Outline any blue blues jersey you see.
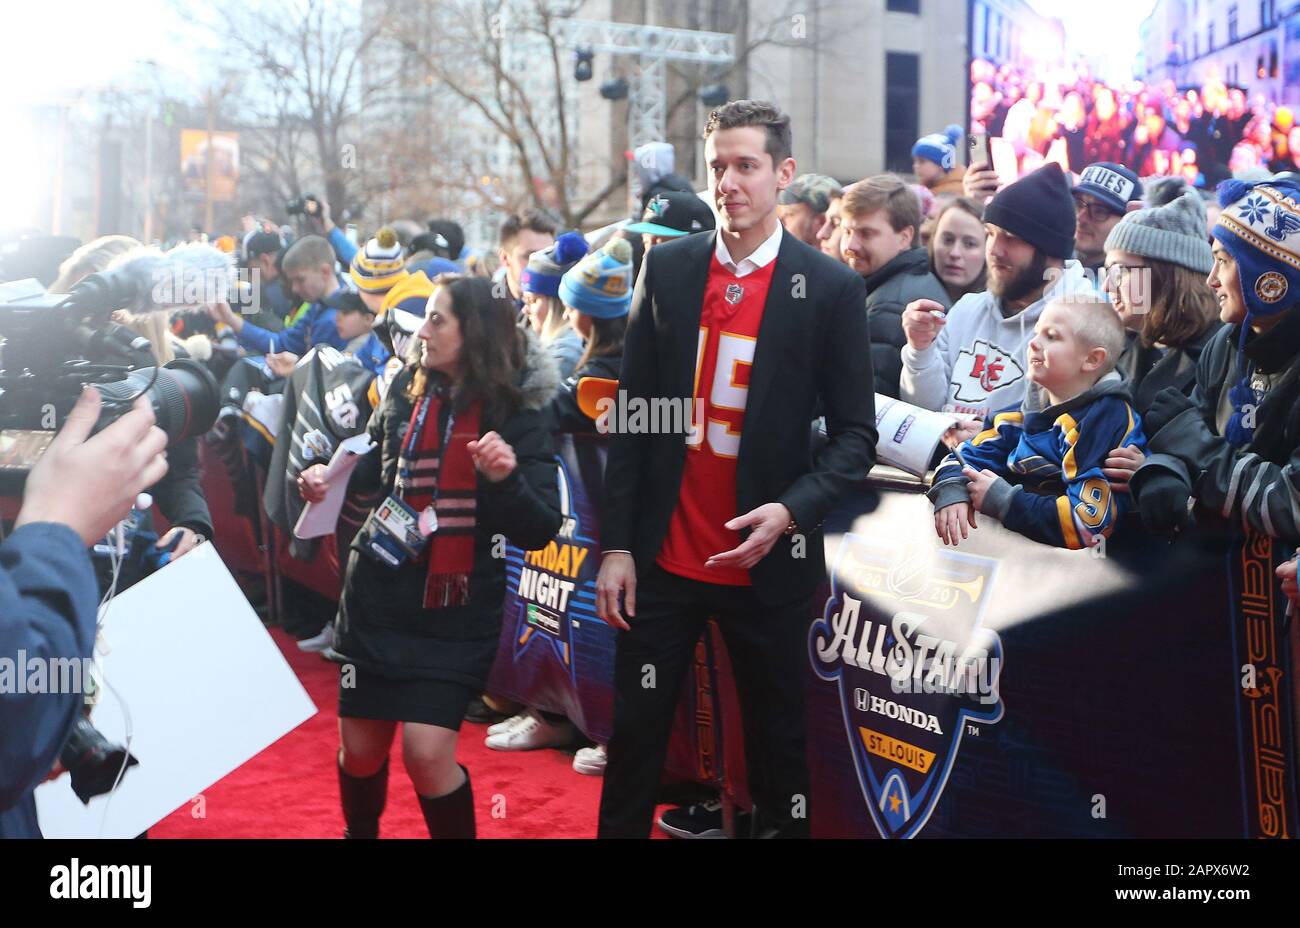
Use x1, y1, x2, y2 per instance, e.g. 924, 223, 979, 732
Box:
929, 374, 1147, 549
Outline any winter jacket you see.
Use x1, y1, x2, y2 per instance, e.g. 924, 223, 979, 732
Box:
547, 352, 623, 433
236, 285, 367, 365
929, 372, 1146, 549
900, 259, 1096, 418
263, 345, 380, 559
930, 168, 966, 198
864, 247, 951, 397
1118, 323, 1223, 415
331, 329, 563, 686
0, 524, 99, 838
546, 328, 585, 382
1132, 308, 1300, 541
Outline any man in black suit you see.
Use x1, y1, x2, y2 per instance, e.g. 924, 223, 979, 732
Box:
594, 100, 877, 838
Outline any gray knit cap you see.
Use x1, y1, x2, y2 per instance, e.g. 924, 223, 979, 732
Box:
1103, 190, 1213, 274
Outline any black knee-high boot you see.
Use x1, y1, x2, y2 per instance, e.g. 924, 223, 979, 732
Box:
416, 764, 476, 839
338, 753, 388, 839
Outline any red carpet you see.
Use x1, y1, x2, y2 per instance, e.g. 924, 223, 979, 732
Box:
150, 628, 618, 838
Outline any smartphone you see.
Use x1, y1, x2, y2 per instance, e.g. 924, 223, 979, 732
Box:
967, 132, 989, 169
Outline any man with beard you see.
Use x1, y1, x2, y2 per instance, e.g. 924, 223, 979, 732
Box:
899, 163, 1096, 420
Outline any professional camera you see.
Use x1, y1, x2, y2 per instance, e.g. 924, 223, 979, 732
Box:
285, 194, 320, 217
0, 256, 222, 491
0, 249, 226, 805
59, 715, 139, 805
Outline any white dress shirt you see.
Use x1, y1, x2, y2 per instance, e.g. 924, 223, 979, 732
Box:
714, 222, 783, 278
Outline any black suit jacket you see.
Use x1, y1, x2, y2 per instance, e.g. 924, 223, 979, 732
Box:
603, 227, 878, 606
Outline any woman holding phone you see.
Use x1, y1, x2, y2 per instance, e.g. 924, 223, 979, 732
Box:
298, 274, 561, 839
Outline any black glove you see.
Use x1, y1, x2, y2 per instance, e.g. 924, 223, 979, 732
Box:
1142, 386, 1196, 437
1136, 471, 1195, 534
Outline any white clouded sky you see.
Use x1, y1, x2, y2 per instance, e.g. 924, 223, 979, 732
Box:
1028, 0, 1161, 83
4, 0, 222, 104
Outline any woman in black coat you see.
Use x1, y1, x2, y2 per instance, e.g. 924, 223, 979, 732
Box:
299, 275, 561, 838
1099, 191, 1223, 492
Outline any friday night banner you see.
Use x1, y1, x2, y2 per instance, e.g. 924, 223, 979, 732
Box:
805, 487, 1298, 839
488, 435, 615, 741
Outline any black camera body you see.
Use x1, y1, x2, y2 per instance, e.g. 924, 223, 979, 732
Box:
286, 194, 320, 217
0, 277, 220, 492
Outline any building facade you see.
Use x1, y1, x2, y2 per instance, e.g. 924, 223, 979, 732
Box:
1142, 0, 1300, 105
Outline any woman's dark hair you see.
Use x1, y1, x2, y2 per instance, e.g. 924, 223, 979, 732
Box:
407, 274, 524, 424
1140, 258, 1219, 349
927, 197, 988, 300
575, 313, 628, 372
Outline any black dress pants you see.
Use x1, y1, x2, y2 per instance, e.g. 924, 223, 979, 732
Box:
597, 565, 811, 838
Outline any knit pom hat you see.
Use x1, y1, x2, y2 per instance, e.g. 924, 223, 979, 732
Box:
1212, 177, 1300, 446
350, 227, 409, 293
521, 231, 589, 297
558, 237, 633, 319
911, 124, 964, 172
983, 162, 1077, 259
376, 270, 435, 359
1104, 190, 1214, 274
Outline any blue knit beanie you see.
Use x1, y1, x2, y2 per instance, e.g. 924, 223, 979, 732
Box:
521, 231, 589, 297
1212, 177, 1300, 446
558, 238, 633, 319
911, 124, 964, 172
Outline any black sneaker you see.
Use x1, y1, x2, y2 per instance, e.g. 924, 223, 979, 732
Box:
656, 801, 751, 839
463, 695, 510, 725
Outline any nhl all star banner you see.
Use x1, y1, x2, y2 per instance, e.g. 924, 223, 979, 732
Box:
804, 486, 1298, 838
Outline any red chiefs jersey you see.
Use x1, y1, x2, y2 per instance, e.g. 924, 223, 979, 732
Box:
656, 254, 777, 586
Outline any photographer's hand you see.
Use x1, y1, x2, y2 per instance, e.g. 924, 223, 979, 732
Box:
15, 389, 169, 546
315, 197, 335, 234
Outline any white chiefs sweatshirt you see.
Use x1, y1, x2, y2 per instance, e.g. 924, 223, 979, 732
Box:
899, 260, 1097, 420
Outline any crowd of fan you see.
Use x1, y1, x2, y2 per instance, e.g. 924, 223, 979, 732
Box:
43, 119, 1300, 836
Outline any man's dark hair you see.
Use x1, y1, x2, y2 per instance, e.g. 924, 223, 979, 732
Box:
702, 100, 793, 167
498, 209, 560, 249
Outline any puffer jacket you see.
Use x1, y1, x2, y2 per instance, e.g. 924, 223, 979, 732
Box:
330, 329, 563, 686
1132, 308, 1300, 541
864, 247, 951, 397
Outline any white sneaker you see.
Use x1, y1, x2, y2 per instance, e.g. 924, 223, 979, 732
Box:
296, 624, 335, 653
572, 744, 606, 776
487, 711, 532, 737
484, 709, 576, 751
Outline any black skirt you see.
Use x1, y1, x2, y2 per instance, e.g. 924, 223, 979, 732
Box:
337, 666, 476, 730
331, 543, 502, 728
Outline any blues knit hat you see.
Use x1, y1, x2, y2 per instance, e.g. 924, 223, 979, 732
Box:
521, 231, 589, 297
1104, 190, 1213, 274
350, 227, 409, 293
983, 162, 1077, 260
911, 125, 964, 172
626, 190, 716, 237
1074, 163, 1143, 216
559, 238, 633, 319
778, 174, 843, 213
1212, 177, 1300, 446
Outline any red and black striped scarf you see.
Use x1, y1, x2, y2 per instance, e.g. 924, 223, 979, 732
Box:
395, 388, 482, 608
